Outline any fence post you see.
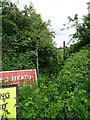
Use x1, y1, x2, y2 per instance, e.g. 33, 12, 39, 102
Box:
63, 41, 65, 61
36, 51, 39, 75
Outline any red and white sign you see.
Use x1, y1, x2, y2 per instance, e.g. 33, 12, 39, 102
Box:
0, 69, 37, 86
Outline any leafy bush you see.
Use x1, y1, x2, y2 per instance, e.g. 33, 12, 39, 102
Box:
57, 48, 89, 119
2, 1, 62, 75
17, 47, 89, 119
65, 42, 90, 61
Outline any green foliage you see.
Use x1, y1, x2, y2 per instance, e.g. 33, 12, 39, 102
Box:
67, 14, 90, 44
61, 14, 90, 55
1, 1, 89, 119
18, 47, 89, 119
65, 43, 90, 60
2, 51, 36, 70
2, 1, 62, 74
57, 48, 89, 119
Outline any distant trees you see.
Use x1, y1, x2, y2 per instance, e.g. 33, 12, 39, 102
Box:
61, 14, 90, 54
67, 14, 90, 45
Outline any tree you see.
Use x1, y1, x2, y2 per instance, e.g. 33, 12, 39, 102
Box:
61, 14, 90, 45
61, 14, 90, 53
2, 1, 62, 75
68, 14, 90, 45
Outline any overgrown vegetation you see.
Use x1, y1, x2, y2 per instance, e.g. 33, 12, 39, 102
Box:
2, 1, 62, 75
1, 0, 89, 119
62, 14, 90, 58
17, 46, 89, 119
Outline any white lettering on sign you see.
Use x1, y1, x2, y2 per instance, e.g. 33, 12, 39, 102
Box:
3, 75, 31, 82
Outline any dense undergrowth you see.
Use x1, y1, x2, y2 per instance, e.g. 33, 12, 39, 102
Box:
17, 45, 89, 119
1, 1, 89, 119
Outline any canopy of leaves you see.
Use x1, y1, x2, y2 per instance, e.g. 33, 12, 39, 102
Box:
2, 1, 62, 74
66, 14, 90, 44
60, 14, 90, 59
61, 14, 90, 53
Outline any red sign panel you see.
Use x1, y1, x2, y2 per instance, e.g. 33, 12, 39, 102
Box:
0, 69, 37, 86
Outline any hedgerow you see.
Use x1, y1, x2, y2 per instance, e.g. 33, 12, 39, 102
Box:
17, 47, 89, 119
